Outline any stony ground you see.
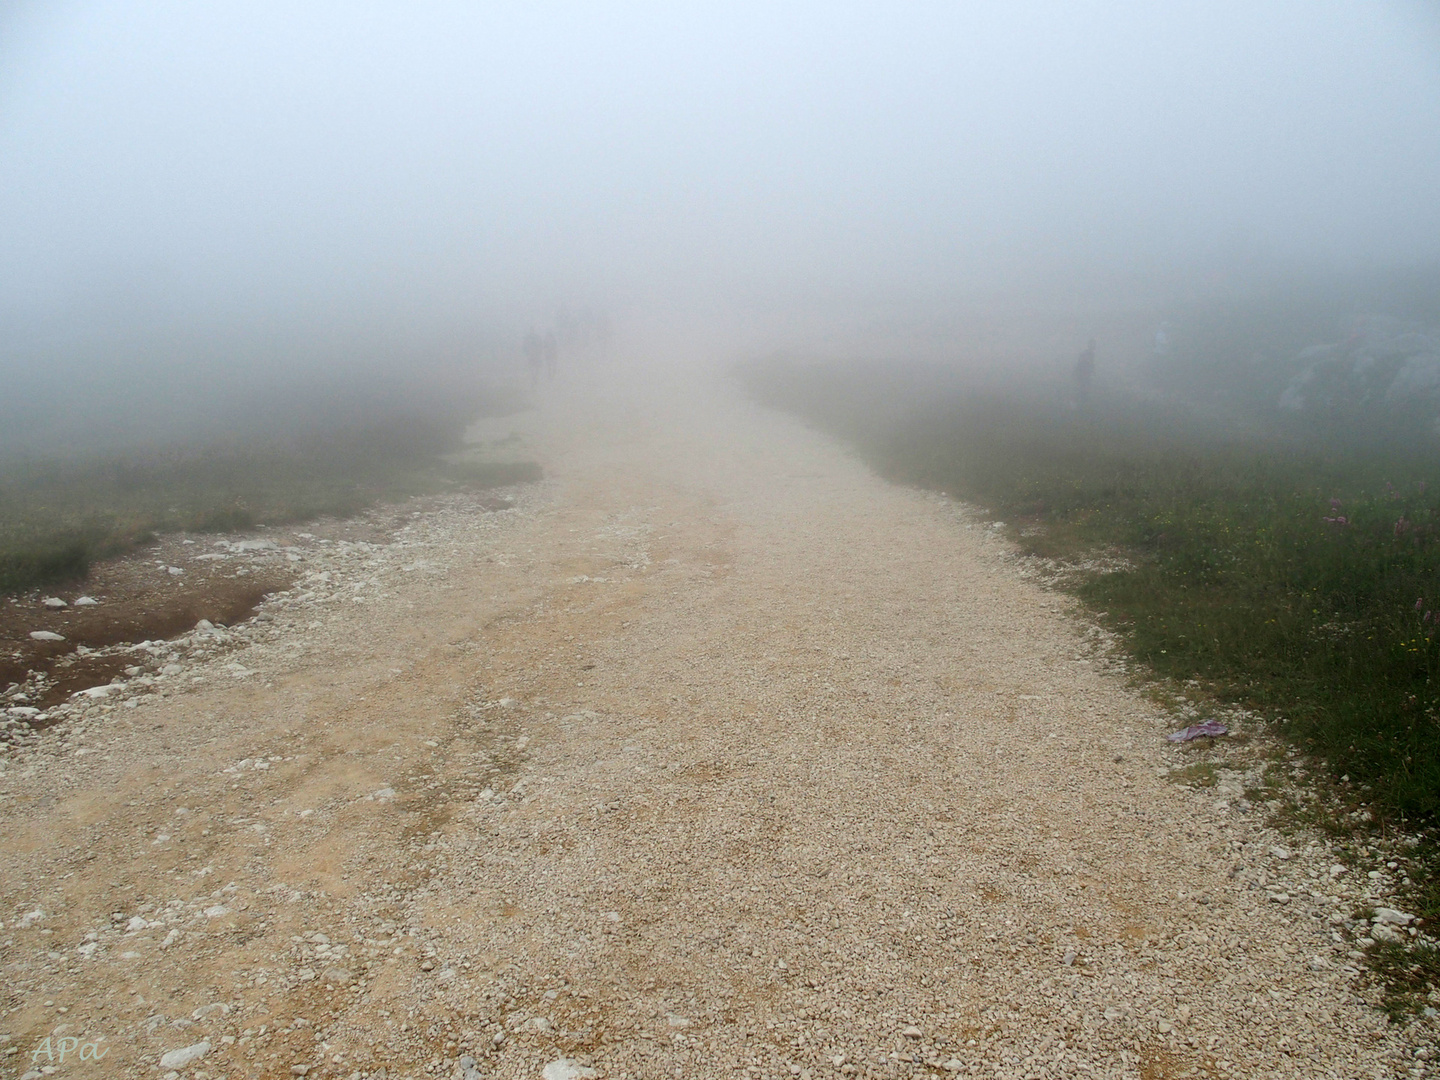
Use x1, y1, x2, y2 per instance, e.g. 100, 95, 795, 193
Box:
1, 365, 1437, 1080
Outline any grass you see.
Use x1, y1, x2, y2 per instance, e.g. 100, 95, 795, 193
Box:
0, 383, 537, 595
740, 354, 1440, 1014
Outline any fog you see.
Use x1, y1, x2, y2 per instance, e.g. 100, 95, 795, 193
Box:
2, 1, 1439, 449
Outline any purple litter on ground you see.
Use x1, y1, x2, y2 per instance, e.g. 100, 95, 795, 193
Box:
1167, 720, 1228, 743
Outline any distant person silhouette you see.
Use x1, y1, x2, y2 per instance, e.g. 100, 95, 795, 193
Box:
1074, 338, 1096, 403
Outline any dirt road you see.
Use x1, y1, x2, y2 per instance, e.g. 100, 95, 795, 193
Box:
0, 367, 1429, 1079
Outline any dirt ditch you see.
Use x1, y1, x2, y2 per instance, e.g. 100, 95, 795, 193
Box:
1, 538, 295, 706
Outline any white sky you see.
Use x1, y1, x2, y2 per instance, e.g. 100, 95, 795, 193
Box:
2, 1, 1439, 351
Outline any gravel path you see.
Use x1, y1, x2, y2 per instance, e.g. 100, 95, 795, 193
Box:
0, 365, 1432, 1080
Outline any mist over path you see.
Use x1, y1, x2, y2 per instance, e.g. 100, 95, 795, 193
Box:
0, 363, 1415, 1077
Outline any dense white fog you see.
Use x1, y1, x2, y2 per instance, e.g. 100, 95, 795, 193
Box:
1, 1, 1438, 446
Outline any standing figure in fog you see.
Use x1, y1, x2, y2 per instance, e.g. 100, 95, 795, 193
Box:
1073, 338, 1096, 403
524, 328, 544, 386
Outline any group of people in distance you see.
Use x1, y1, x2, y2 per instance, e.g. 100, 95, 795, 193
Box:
522, 307, 614, 385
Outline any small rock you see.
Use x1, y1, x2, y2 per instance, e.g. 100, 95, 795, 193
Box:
42, 597, 67, 608
942, 1060, 963, 1073
372, 787, 396, 800
1269, 846, 1292, 860
322, 966, 353, 986
542, 1060, 597, 1080
902, 1025, 922, 1039
167, 566, 184, 575
29, 631, 65, 642
1370, 923, 1405, 944
420, 959, 435, 972
1373, 907, 1416, 926
291, 1066, 311, 1076
459, 1056, 483, 1080
1061, 950, 1076, 966
74, 596, 98, 606
158, 1041, 210, 1069
1329, 864, 1348, 877
1267, 892, 1290, 904
126, 916, 148, 932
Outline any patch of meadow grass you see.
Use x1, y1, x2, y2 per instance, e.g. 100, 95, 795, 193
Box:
0, 395, 538, 595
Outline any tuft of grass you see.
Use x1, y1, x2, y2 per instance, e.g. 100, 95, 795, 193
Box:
1168, 762, 1223, 788
1365, 939, 1440, 1021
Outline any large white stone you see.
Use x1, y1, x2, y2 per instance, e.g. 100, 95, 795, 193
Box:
542, 1060, 597, 1080
159, 1041, 210, 1069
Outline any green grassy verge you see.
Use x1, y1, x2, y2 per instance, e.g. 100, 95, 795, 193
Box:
741, 358, 1440, 819
0, 389, 538, 595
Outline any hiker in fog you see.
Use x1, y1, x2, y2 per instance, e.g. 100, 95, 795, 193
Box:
543, 330, 559, 378
1073, 338, 1096, 403
523, 328, 544, 386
